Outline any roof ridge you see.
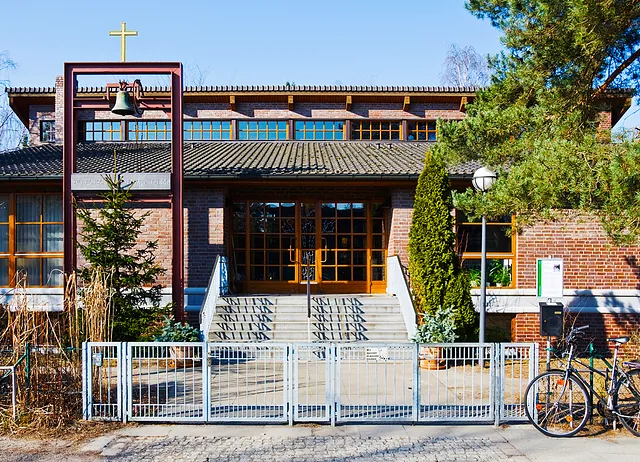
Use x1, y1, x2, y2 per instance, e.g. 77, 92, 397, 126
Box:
6, 85, 485, 94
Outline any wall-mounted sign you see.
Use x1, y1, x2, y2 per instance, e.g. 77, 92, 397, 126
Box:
537, 258, 564, 299
71, 173, 171, 191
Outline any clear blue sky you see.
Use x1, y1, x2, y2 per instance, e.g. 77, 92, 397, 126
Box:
1, 0, 637, 130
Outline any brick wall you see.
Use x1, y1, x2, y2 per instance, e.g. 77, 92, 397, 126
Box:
54, 76, 64, 143
75, 187, 228, 289
516, 211, 640, 290
388, 189, 414, 269
184, 187, 227, 287
511, 212, 640, 348
42, 84, 467, 140
186, 101, 465, 121
75, 203, 173, 287
597, 111, 612, 142
512, 312, 640, 358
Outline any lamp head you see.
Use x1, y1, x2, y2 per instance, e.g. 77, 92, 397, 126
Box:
472, 167, 497, 192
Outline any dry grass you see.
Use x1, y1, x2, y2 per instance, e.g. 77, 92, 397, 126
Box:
0, 269, 112, 435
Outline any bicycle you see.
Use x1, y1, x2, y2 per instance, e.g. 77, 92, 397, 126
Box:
524, 324, 640, 437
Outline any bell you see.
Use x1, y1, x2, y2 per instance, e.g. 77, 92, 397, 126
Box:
111, 89, 137, 115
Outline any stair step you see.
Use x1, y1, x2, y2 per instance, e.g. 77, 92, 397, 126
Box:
213, 314, 403, 322
207, 294, 408, 343
216, 306, 402, 314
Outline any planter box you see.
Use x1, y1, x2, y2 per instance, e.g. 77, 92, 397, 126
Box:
419, 346, 447, 370
169, 345, 201, 368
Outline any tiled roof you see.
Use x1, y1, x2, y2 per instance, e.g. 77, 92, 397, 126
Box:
0, 142, 480, 179
6, 85, 480, 95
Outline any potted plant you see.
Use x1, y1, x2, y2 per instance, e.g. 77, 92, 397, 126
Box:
468, 268, 482, 287
489, 261, 511, 287
412, 305, 458, 370
154, 316, 202, 366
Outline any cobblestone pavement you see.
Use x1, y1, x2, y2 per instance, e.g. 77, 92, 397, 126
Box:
101, 435, 518, 461
5, 424, 640, 462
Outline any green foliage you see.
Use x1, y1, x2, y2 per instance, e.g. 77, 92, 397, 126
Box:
444, 271, 478, 341
438, 1, 640, 244
408, 151, 456, 313
408, 151, 478, 340
154, 315, 201, 342
114, 304, 171, 342
76, 173, 167, 341
412, 305, 458, 344
489, 261, 511, 286
467, 269, 481, 287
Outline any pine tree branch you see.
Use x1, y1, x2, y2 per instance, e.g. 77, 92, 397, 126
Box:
593, 46, 640, 98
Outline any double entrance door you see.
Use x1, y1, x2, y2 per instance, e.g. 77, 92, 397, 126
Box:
231, 201, 386, 294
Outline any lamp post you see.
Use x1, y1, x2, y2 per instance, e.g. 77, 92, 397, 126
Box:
472, 167, 497, 345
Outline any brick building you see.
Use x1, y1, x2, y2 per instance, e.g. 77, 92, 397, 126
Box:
1, 72, 638, 351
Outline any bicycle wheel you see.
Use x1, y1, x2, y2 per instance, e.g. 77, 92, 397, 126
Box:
524, 370, 591, 437
615, 368, 640, 436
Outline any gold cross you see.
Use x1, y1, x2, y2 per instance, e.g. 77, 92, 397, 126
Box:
109, 22, 138, 62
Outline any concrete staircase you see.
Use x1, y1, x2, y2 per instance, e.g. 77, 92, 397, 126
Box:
207, 295, 409, 343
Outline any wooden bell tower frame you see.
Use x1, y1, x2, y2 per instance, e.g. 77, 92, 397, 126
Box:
63, 62, 184, 318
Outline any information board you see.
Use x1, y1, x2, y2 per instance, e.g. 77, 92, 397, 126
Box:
537, 258, 564, 299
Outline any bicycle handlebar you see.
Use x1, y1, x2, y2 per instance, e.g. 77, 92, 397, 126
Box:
565, 325, 590, 344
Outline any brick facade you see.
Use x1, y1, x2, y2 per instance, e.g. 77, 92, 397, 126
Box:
388, 189, 414, 269
74, 187, 229, 289
510, 212, 640, 351
516, 211, 640, 290
183, 187, 227, 287
75, 204, 173, 287
10, 77, 639, 345
512, 312, 640, 358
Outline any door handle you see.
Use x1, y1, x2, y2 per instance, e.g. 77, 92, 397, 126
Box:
321, 237, 328, 263
289, 237, 298, 264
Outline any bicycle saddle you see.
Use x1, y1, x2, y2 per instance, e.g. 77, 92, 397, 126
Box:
607, 337, 629, 344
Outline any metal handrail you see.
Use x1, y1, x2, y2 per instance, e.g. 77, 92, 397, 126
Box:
387, 255, 417, 338
199, 255, 226, 337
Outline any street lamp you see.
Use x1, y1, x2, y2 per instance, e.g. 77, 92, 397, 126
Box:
472, 167, 497, 345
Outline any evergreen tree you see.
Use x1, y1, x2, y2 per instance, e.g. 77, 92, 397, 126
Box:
438, 1, 640, 244
408, 151, 477, 339
76, 174, 167, 341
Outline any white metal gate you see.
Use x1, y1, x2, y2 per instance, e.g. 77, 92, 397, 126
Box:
207, 343, 288, 422
82, 342, 124, 421
83, 341, 537, 424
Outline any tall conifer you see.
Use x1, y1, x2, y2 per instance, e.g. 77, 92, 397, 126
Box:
76, 174, 166, 340
408, 151, 477, 339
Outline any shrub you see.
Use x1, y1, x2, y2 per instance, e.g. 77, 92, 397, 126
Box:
154, 315, 201, 342
444, 271, 478, 341
411, 305, 458, 344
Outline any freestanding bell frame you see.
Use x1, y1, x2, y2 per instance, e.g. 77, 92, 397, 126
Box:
63, 62, 184, 318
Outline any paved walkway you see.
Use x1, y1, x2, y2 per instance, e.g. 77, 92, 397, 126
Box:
3, 424, 640, 461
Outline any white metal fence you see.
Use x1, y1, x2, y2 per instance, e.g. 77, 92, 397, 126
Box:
82, 341, 538, 425
0, 365, 17, 419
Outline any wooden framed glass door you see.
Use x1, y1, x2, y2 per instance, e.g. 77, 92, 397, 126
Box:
231, 200, 386, 294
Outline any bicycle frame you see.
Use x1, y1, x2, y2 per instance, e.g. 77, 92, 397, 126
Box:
556, 340, 638, 420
